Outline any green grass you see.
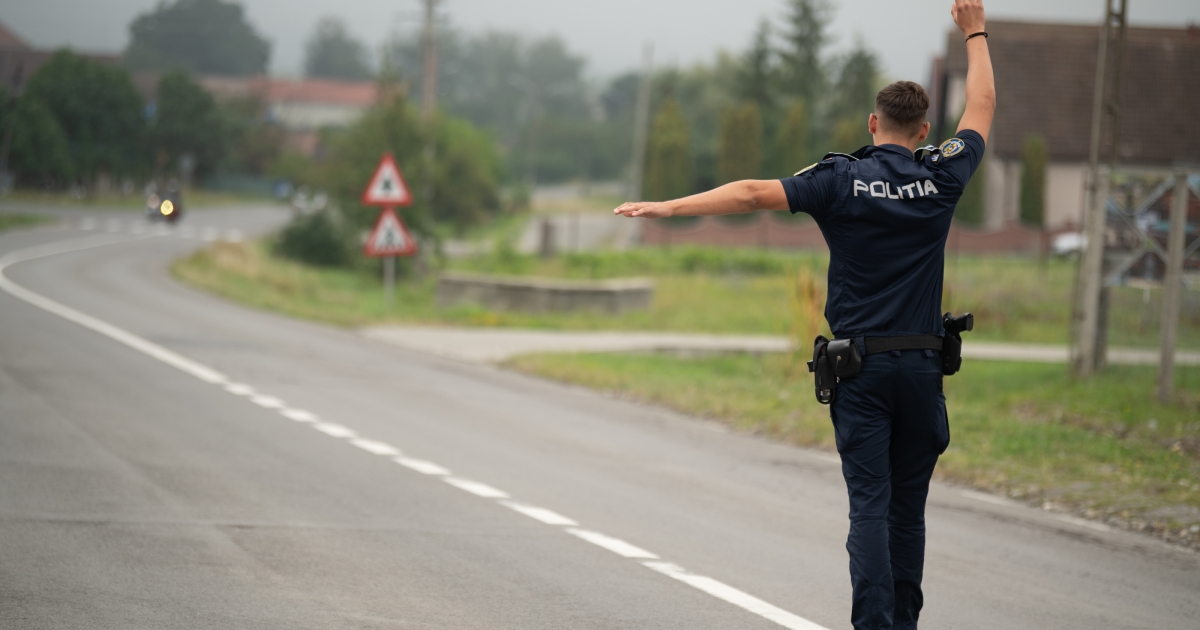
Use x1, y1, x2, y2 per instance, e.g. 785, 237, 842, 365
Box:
173, 239, 1200, 347
0, 214, 55, 232
507, 351, 1200, 546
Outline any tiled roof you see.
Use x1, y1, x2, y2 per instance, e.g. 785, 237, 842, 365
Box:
0, 21, 30, 50
945, 20, 1200, 166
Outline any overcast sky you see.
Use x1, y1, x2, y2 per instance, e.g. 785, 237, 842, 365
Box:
7, 0, 1199, 83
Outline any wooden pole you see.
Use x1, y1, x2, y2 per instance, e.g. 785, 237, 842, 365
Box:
1157, 172, 1189, 403
628, 42, 653, 201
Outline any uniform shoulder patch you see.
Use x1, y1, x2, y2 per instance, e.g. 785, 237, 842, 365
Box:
939, 138, 966, 158
793, 162, 818, 176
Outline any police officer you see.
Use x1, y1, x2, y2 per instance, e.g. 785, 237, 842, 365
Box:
614, 2, 993, 627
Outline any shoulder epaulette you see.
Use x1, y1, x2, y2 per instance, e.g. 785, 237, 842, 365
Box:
820, 151, 859, 162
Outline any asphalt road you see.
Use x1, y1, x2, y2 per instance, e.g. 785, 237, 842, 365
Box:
1, 205, 1197, 629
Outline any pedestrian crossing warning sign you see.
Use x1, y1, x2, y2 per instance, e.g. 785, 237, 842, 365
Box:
361, 153, 413, 206
363, 207, 417, 257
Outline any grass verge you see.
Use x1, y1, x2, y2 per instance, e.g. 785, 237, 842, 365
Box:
507, 351, 1200, 547
173, 239, 1200, 347
0, 214, 55, 232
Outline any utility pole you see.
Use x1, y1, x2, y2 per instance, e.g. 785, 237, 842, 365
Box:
1073, 0, 1127, 376
420, 0, 440, 121
627, 42, 654, 201
1157, 173, 1190, 403
418, 0, 441, 270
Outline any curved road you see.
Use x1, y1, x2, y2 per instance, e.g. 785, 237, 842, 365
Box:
0, 206, 1196, 629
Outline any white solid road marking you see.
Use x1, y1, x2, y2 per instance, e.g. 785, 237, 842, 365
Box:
313, 422, 357, 439
394, 456, 450, 476
80, 218, 96, 230
567, 529, 659, 559
443, 477, 510, 499
279, 408, 318, 423
0, 233, 832, 630
500, 501, 579, 526
350, 438, 401, 456
202, 227, 218, 242
106, 219, 121, 233
644, 562, 829, 630
225, 229, 244, 242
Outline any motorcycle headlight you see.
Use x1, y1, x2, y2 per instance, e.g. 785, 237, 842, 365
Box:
160, 200, 174, 215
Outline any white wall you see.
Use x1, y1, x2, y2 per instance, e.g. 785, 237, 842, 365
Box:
983, 157, 1020, 230
1045, 162, 1087, 231
270, 102, 367, 131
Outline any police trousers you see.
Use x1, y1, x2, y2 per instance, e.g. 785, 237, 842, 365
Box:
829, 349, 949, 630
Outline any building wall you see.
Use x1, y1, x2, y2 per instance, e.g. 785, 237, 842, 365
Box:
1045, 162, 1087, 231
983, 157, 1020, 229
270, 102, 367, 131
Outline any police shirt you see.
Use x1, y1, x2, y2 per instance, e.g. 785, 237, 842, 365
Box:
780, 130, 985, 338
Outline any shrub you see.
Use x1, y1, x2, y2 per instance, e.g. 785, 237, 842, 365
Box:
275, 212, 351, 267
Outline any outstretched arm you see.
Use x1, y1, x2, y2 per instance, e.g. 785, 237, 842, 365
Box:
613, 180, 788, 219
952, 0, 995, 143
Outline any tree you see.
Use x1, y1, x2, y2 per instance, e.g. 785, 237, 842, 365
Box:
0, 90, 74, 186
717, 102, 763, 184
305, 17, 372, 80
827, 44, 879, 153
644, 96, 692, 201
771, 100, 810, 176
21, 50, 144, 183
147, 71, 227, 180
779, 0, 831, 106
1020, 134, 1048, 228
323, 94, 501, 239
125, 0, 270, 76
737, 20, 775, 113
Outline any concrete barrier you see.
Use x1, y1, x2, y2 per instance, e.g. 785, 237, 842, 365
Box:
436, 272, 654, 314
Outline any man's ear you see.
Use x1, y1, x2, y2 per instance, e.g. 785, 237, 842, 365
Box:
868, 113, 879, 136
916, 121, 930, 143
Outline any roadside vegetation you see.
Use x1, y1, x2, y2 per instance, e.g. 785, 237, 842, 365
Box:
0, 214, 55, 232
507, 351, 1200, 548
174, 238, 1200, 348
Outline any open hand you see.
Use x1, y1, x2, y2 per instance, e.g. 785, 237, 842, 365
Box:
613, 201, 673, 219
951, 0, 986, 35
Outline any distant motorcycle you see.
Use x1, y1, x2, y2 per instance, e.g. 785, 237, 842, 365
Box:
145, 185, 184, 223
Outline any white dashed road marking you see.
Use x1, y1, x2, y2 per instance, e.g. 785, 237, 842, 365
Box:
0, 233, 833, 630
394, 457, 450, 476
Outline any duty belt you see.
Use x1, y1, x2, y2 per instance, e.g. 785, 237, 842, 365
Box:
861, 335, 943, 355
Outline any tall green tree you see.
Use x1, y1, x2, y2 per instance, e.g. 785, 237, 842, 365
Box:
737, 20, 775, 113
779, 0, 831, 107
125, 0, 270, 76
305, 17, 372, 80
1020, 134, 1048, 227
21, 50, 144, 183
323, 95, 501, 237
0, 89, 74, 186
771, 100, 811, 176
717, 102, 763, 184
827, 44, 879, 152
644, 97, 692, 201
147, 71, 227, 179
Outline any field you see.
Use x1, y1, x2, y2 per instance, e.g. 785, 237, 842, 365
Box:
507, 351, 1200, 547
174, 239, 1200, 348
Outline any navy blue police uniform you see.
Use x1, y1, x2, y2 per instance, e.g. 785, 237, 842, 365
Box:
780, 130, 986, 630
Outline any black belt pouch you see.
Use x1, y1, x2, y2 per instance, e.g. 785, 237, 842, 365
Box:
827, 338, 863, 379
808, 336, 836, 405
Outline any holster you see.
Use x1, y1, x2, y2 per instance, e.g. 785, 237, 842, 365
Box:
941, 312, 975, 376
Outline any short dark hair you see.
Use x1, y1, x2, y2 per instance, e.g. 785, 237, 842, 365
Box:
875, 81, 930, 136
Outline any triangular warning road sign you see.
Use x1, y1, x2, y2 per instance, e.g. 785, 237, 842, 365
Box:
364, 207, 418, 257
361, 153, 413, 206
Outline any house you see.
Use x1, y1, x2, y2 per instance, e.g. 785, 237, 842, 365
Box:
0, 20, 123, 95
930, 20, 1200, 231
198, 76, 379, 155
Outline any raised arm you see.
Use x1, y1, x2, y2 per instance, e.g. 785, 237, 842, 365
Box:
613, 180, 788, 219
951, 0, 995, 143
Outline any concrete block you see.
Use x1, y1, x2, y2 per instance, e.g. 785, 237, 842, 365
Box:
436, 272, 654, 314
